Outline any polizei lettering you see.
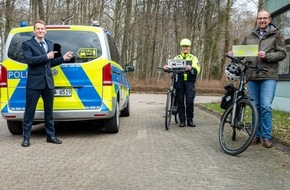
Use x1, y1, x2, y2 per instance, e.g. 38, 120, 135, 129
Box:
8, 71, 28, 79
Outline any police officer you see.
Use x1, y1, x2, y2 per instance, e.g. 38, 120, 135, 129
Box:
164, 39, 200, 127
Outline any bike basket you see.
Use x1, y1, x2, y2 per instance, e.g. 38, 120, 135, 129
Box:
220, 83, 236, 110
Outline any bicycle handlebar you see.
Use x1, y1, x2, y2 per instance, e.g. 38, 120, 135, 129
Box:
158, 67, 187, 73
226, 54, 268, 73
226, 54, 241, 64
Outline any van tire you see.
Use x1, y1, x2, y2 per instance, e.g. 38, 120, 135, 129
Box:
7, 121, 23, 135
120, 100, 130, 117
104, 103, 120, 133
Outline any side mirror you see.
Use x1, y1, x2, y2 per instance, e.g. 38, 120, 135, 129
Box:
125, 64, 134, 72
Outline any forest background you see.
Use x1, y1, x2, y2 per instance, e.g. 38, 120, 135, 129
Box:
0, 0, 263, 93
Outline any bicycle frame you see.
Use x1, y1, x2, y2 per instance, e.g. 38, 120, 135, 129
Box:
169, 73, 178, 96
226, 54, 266, 127
219, 54, 267, 155
167, 69, 186, 108
159, 66, 186, 129
230, 64, 247, 126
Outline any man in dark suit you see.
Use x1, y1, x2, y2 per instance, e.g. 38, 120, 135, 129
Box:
21, 20, 73, 147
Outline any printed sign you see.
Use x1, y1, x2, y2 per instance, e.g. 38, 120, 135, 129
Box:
233, 45, 258, 57
77, 48, 97, 58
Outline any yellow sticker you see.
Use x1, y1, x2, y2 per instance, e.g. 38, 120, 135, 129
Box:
233, 45, 258, 57
77, 48, 97, 58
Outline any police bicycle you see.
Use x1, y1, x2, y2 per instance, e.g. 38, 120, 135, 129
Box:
159, 59, 187, 130
219, 55, 268, 156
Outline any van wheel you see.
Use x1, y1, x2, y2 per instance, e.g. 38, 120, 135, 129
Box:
120, 99, 130, 117
104, 103, 120, 133
7, 121, 23, 135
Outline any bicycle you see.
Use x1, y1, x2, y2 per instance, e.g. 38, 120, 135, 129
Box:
219, 54, 268, 156
159, 59, 186, 130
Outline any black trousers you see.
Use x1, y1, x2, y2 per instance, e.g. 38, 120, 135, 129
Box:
22, 86, 55, 139
175, 80, 196, 123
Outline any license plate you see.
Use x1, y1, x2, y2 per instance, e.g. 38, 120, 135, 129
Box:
54, 88, 72, 97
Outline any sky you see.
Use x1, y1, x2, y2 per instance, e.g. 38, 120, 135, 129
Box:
234, 0, 259, 14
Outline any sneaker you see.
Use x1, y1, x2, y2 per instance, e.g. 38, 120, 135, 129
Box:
179, 123, 185, 127
187, 122, 196, 127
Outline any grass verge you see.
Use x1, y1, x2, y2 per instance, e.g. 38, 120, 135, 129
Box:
201, 103, 290, 145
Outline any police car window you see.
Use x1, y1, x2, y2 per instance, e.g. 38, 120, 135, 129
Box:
8, 32, 32, 63
107, 34, 121, 63
8, 31, 102, 63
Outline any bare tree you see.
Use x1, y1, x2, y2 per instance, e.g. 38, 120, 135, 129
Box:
0, 0, 260, 81
120, 0, 132, 66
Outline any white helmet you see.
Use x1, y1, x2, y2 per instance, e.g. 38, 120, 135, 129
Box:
225, 63, 241, 81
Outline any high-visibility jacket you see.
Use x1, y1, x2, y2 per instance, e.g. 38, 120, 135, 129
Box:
174, 53, 200, 81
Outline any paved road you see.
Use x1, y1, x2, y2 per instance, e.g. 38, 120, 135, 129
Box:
0, 93, 289, 190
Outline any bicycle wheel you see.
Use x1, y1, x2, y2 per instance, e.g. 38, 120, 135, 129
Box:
165, 91, 173, 130
219, 99, 258, 156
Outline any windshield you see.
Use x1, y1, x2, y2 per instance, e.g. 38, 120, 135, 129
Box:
8, 30, 102, 63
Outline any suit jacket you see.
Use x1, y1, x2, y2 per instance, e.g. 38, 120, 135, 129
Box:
22, 37, 65, 90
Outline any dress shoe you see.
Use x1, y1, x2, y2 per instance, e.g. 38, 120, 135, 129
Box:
47, 136, 62, 144
179, 123, 185, 127
21, 139, 30, 147
187, 122, 196, 127
252, 137, 261, 145
263, 139, 273, 148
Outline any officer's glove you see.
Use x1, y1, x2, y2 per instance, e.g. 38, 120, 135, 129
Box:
190, 68, 197, 75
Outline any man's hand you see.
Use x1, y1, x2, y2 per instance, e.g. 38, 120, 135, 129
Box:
258, 51, 266, 59
47, 51, 57, 59
63, 51, 74, 61
227, 51, 234, 56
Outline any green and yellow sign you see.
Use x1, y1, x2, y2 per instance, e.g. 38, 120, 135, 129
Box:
232, 45, 258, 57
77, 48, 97, 58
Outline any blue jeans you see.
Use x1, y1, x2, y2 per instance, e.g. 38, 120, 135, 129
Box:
247, 80, 277, 140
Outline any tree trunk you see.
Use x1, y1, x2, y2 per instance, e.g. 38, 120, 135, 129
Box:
121, 0, 133, 67
38, 0, 45, 21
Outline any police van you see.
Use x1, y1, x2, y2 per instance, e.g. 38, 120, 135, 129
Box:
0, 22, 134, 134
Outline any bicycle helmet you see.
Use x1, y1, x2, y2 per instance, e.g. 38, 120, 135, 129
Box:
180, 39, 191, 46
225, 63, 241, 81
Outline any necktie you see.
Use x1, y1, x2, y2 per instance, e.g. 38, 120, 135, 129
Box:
39, 42, 46, 52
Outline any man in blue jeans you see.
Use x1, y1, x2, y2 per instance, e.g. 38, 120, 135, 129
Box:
229, 10, 287, 148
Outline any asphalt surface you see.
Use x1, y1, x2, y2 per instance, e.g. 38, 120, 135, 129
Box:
0, 93, 289, 190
